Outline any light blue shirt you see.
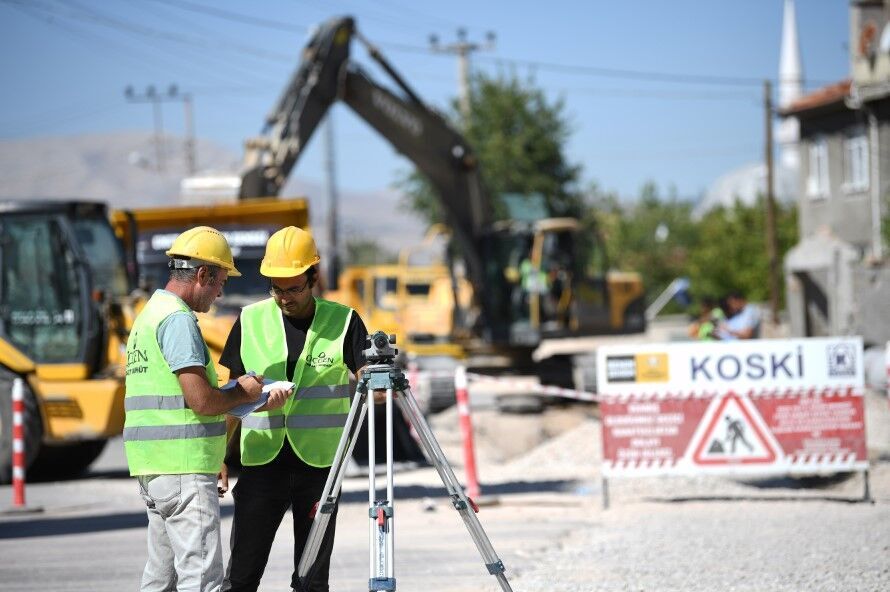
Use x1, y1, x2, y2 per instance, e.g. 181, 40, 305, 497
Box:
155, 290, 209, 372
719, 303, 761, 340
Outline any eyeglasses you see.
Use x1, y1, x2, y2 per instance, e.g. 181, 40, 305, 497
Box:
269, 281, 310, 298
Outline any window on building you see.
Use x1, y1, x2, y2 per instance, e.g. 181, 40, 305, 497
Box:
806, 138, 829, 199
843, 130, 869, 192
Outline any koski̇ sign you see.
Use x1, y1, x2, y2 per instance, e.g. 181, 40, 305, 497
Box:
597, 338, 868, 478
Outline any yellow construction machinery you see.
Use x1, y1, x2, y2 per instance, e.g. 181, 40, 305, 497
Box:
0, 200, 136, 482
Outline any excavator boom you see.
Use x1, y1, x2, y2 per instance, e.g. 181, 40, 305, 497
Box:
238, 16, 493, 329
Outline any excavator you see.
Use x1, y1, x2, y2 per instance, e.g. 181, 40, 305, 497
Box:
236, 16, 645, 376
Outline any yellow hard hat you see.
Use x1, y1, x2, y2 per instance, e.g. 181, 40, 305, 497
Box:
261, 226, 320, 278
165, 226, 242, 277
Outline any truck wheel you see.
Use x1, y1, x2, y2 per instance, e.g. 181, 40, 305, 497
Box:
29, 440, 108, 481
0, 368, 43, 485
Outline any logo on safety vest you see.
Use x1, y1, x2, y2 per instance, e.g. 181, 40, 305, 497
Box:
305, 351, 334, 369
126, 341, 150, 376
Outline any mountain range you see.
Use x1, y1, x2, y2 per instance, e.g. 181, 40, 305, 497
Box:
0, 131, 425, 255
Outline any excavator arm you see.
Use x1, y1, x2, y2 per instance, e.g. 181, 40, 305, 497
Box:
238, 16, 492, 321
239, 18, 352, 199
340, 65, 487, 289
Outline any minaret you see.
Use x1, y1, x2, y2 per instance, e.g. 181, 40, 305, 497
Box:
777, 0, 804, 171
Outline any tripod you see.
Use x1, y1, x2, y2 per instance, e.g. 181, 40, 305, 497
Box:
296, 333, 513, 592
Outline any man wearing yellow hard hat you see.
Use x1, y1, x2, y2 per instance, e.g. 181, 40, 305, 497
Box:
219, 226, 370, 592
123, 226, 291, 592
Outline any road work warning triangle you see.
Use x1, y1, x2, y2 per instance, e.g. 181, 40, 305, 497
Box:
691, 392, 776, 465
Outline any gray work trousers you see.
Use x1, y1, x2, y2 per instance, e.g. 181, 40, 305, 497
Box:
138, 473, 224, 592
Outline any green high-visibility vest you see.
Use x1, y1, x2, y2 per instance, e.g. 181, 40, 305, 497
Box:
239, 297, 352, 467
123, 291, 224, 476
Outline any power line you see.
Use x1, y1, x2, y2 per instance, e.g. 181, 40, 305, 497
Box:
6, 0, 287, 86
478, 54, 773, 87
55, 0, 295, 62
477, 55, 839, 90
147, 0, 308, 33
556, 86, 759, 102
372, 0, 464, 30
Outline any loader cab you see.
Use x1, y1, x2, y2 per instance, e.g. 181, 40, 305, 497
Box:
0, 201, 130, 371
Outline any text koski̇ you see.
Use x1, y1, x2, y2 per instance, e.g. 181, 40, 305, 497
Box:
691, 347, 803, 381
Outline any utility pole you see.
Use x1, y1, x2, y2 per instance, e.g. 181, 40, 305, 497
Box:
183, 92, 196, 175
764, 79, 781, 325
324, 113, 341, 290
429, 28, 496, 123
125, 84, 197, 174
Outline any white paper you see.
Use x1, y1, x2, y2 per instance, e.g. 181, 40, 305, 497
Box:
222, 377, 295, 419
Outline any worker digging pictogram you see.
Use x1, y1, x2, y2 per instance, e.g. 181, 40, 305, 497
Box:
691, 392, 777, 465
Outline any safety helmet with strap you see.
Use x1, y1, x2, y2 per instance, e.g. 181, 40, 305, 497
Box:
261, 226, 320, 278
165, 226, 241, 277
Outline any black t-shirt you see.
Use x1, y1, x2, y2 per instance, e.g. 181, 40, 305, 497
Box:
219, 302, 369, 379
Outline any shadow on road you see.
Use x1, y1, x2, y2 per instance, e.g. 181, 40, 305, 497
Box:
652, 494, 871, 505
647, 472, 870, 505
0, 505, 235, 539
339, 478, 578, 504
0, 479, 576, 539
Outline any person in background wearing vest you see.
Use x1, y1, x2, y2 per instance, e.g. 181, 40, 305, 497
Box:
124, 226, 292, 592
219, 226, 371, 592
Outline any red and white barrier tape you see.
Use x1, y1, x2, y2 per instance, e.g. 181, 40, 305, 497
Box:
404, 367, 600, 403
464, 373, 600, 402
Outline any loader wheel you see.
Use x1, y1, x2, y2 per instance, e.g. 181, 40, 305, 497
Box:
0, 368, 43, 485
29, 440, 108, 481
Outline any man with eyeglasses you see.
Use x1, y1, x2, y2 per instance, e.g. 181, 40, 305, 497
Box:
219, 226, 370, 592
124, 226, 292, 592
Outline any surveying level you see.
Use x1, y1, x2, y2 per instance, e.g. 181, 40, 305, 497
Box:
296, 331, 513, 592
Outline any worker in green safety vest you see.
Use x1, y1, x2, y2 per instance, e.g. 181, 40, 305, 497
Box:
124, 226, 292, 592
219, 226, 371, 592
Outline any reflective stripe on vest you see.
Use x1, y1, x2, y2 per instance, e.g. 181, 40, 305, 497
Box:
241, 415, 286, 430
123, 422, 227, 441
298, 384, 352, 400
123, 290, 225, 476
239, 297, 353, 468
286, 413, 349, 429
124, 395, 187, 411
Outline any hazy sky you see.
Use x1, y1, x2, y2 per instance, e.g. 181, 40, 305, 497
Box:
0, 0, 849, 201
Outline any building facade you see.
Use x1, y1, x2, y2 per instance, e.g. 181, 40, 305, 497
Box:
783, 0, 890, 344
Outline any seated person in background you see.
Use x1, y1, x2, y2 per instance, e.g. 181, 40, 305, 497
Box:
687, 296, 725, 341
714, 291, 761, 340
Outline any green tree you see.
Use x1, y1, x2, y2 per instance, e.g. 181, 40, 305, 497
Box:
398, 71, 582, 224
586, 181, 699, 301
686, 197, 798, 305
584, 183, 799, 312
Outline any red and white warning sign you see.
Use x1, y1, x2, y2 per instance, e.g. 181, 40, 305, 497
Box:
598, 338, 868, 477
690, 392, 777, 465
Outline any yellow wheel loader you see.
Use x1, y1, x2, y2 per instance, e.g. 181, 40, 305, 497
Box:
0, 200, 137, 482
